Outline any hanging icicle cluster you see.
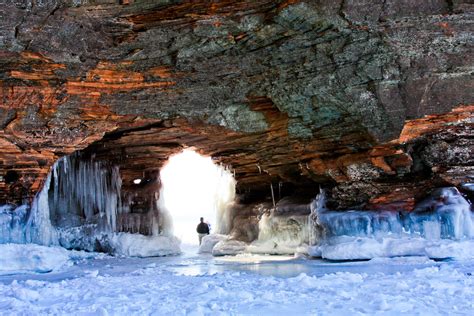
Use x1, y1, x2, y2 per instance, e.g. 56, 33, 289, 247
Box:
49, 154, 122, 232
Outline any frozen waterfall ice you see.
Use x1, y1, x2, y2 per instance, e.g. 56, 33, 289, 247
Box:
0, 154, 180, 256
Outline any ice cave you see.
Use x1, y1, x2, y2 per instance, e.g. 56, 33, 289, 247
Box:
0, 0, 473, 314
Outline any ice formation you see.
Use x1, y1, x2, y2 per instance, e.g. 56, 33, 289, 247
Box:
109, 233, 180, 257
247, 212, 310, 255
1, 154, 179, 257
212, 239, 248, 256
213, 167, 237, 235
208, 186, 474, 258
0, 172, 57, 246
312, 187, 473, 241
48, 155, 177, 254
49, 155, 124, 233
310, 187, 474, 260
1, 146, 473, 260
198, 234, 229, 253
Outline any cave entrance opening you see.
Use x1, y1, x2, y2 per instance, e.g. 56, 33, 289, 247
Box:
160, 149, 236, 246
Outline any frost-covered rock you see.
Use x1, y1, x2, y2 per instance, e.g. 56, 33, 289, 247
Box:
198, 234, 229, 253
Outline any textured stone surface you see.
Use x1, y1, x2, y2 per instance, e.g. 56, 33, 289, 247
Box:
0, 0, 473, 210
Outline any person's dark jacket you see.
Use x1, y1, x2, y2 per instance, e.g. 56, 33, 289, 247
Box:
196, 222, 210, 234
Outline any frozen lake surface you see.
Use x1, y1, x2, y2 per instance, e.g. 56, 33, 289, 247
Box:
1, 244, 474, 315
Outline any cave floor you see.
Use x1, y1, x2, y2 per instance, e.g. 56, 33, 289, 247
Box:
1, 244, 474, 315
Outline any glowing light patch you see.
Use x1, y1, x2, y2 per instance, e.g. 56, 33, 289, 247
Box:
133, 179, 142, 185
160, 149, 235, 245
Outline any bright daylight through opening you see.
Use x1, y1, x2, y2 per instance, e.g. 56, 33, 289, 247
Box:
160, 149, 236, 245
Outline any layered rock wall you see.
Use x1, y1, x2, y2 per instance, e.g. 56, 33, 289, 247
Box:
0, 0, 473, 210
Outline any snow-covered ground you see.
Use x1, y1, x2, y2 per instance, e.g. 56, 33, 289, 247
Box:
1, 244, 474, 315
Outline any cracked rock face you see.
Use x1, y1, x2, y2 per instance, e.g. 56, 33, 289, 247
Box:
0, 0, 473, 210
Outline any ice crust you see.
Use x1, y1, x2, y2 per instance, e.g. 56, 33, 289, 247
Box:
308, 237, 474, 260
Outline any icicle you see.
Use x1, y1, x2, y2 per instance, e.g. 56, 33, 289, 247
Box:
270, 183, 276, 209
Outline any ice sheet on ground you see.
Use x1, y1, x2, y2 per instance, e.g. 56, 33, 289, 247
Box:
1, 254, 474, 315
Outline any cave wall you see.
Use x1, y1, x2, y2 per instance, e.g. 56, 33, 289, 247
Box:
0, 0, 473, 210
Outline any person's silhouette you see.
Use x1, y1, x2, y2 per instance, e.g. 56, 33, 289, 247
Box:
196, 217, 210, 245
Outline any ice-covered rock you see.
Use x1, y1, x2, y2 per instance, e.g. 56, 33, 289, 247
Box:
247, 212, 310, 255
198, 234, 229, 253
212, 240, 247, 256
0, 243, 70, 274
313, 187, 474, 241
0, 171, 58, 246
308, 187, 474, 260
310, 236, 474, 261
109, 233, 181, 257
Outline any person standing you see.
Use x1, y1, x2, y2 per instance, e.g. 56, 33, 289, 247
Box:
196, 217, 210, 245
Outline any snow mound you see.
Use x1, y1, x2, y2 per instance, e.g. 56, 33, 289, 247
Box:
110, 233, 181, 257
198, 234, 229, 253
212, 240, 247, 256
0, 243, 70, 274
